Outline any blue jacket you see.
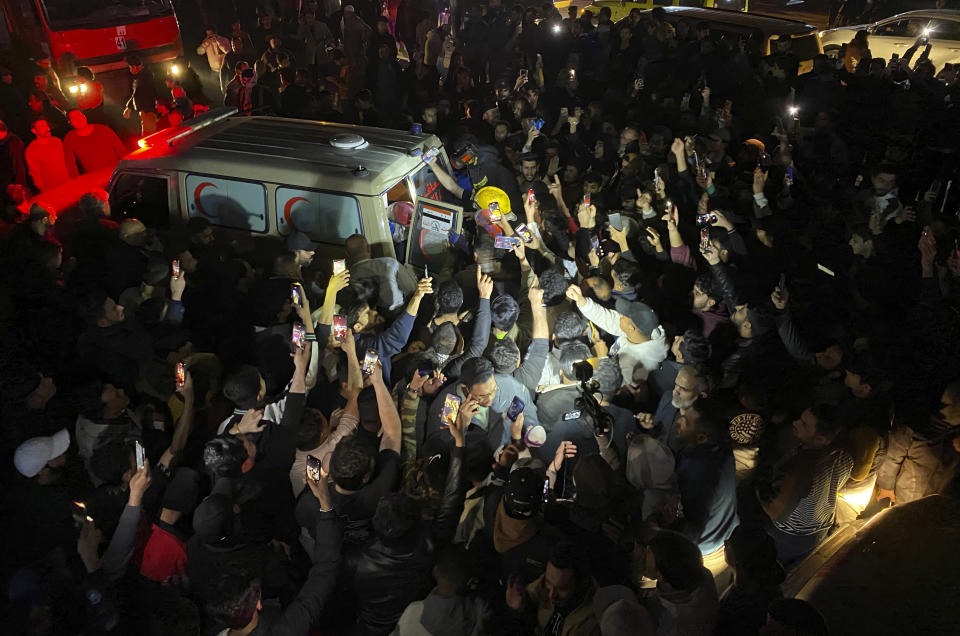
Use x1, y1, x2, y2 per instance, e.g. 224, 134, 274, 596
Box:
355, 311, 415, 384
676, 443, 739, 555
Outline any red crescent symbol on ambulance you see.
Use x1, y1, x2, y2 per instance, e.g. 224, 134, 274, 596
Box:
283, 196, 309, 232
193, 182, 217, 217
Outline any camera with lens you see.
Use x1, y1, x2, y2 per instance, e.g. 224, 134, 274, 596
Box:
571, 360, 612, 438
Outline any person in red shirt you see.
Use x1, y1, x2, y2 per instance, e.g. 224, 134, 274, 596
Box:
63, 110, 128, 174
25, 118, 76, 192
140, 466, 201, 584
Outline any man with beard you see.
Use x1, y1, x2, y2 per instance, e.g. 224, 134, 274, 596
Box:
673, 400, 738, 586
516, 152, 550, 202
287, 231, 318, 282
636, 364, 711, 452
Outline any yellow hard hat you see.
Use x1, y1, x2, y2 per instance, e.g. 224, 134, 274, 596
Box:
474, 186, 511, 215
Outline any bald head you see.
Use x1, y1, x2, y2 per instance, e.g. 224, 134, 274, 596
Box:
119, 219, 147, 245
345, 234, 370, 264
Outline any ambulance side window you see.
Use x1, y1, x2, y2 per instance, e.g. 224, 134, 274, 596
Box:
185, 174, 267, 233
109, 173, 170, 229
275, 187, 362, 244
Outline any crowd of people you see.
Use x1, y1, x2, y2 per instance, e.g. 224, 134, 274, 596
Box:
2, 0, 960, 634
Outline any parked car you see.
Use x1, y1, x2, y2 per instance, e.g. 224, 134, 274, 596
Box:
631, 7, 822, 73
570, 1, 748, 23
819, 9, 960, 71
785, 495, 960, 634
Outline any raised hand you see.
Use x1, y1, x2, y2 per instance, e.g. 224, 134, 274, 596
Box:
565, 284, 586, 307
477, 266, 495, 299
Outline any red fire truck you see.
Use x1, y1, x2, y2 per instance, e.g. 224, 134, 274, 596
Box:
0, 0, 182, 82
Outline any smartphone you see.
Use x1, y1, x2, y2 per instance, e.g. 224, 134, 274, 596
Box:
333, 259, 346, 275
701, 227, 711, 251
441, 394, 462, 427
664, 198, 673, 211
534, 117, 545, 131
541, 477, 550, 504
171, 259, 181, 279
583, 193, 591, 207
696, 213, 717, 227
306, 454, 322, 482
590, 235, 602, 256
779, 273, 787, 291
516, 223, 534, 243
418, 362, 435, 378
424, 264, 430, 279
175, 362, 186, 388
292, 322, 306, 349
362, 349, 379, 374
653, 168, 661, 189
332, 314, 347, 340
519, 68, 529, 80
488, 202, 502, 223
608, 212, 624, 231
527, 188, 536, 206
72, 501, 93, 527
135, 440, 145, 471
785, 165, 795, 187
291, 284, 302, 307
494, 235, 521, 249
507, 396, 525, 421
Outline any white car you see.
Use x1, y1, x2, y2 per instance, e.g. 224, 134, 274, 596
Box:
819, 9, 960, 72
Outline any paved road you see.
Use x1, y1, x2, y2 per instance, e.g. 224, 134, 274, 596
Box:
749, 0, 832, 27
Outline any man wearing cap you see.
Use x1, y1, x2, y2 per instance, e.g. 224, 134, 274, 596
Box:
565, 284, 667, 384
25, 117, 77, 192
14, 427, 71, 484
467, 457, 567, 586
11, 429, 79, 567
287, 230, 318, 282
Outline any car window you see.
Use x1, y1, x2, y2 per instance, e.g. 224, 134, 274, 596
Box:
275, 187, 362, 244
874, 18, 928, 37
110, 173, 170, 229
411, 154, 457, 204
185, 175, 267, 232
928, 18, 960, 41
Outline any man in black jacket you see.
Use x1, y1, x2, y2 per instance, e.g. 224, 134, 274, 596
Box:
342, 406, 466, 635
203, 469, 341, 635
